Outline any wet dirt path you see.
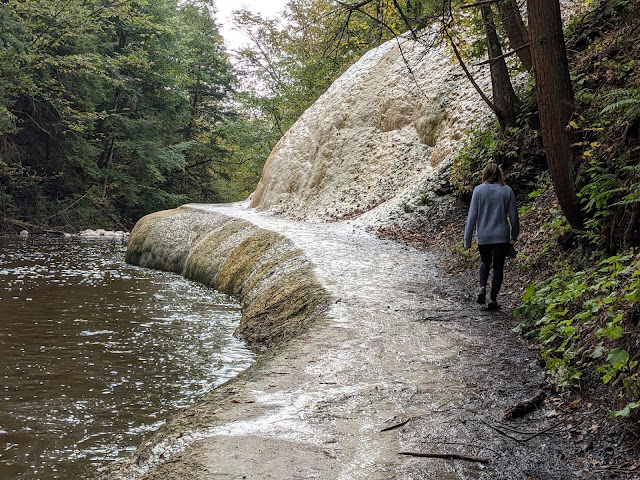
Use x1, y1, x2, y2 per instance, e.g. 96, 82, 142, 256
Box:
105, 203, 581, 480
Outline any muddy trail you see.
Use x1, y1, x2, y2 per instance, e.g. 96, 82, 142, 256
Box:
101, 204, 586, 480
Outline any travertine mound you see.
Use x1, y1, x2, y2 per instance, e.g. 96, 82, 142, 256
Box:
126, 206, 327, 346
250, 0, 585, 226
249, 33, 492, 225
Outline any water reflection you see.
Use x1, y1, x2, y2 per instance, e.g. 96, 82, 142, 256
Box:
0, 236, 254, 479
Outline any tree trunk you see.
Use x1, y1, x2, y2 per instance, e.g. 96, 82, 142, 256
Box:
481, 4, 521, 129
498, 0, 532, 70
528, 0, 583, 228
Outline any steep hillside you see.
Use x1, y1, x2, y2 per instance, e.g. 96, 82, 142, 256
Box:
249, 31, 491, 226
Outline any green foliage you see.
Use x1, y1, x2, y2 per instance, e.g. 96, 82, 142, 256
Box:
576, 155, 640, 249
564, 0, 640, 249
211, 113, 276, 201
612, 401, 640, 418
515, 250, 640, 409
232, 0, 376, 138
601, 88, 640, 124
450, 117, 547, 200
450, 123, 502, 196
0, 0, 254, 230
452, 241, 481, 268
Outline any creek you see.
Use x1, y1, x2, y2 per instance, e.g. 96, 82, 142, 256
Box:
0, 236, 255, 479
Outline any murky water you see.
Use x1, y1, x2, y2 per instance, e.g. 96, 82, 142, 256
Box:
0, 236, 254, 480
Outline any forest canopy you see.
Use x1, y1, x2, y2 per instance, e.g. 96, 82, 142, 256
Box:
0, 0, 246, 229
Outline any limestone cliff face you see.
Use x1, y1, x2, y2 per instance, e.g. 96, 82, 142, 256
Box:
249, 1, 585, 226
249, 34, 492, 224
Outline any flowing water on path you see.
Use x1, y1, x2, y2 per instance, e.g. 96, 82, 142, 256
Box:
0, 236, 254, 480
97, 204, 577, 480
147, 204, 564, 480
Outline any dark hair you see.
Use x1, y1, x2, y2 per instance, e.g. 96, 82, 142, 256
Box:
482, 162, 504, 184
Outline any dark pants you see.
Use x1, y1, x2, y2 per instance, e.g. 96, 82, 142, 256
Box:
478, 243, 509, 302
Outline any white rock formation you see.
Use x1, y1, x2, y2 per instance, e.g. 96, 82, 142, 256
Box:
79, 228, 128, 238
249, 32, 492, 225
248, 2, 587, 227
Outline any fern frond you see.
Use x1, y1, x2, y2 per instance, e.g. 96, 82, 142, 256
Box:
601, 88, 640, 122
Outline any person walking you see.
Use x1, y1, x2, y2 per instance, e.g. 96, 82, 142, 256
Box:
464, 163, 519, 311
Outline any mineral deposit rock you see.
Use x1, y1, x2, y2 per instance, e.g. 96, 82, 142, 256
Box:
249, 33, 491, 226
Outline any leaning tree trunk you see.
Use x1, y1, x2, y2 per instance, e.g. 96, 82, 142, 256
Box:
482, 4, 521, 129
498, 0, 532, 71
528, 0, 583, 229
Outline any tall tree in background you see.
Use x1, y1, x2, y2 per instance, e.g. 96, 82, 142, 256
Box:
93, 0, 191, 222
480, 3, 521, 128
232, 10, 294, 136
170, 2, 237, 202
497, 0, 532, 71
232, 0, 405, 139
528, 0, 583, 228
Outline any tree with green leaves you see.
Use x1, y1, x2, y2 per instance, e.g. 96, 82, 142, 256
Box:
0, 0, 242, 230
231, 0, 404, 139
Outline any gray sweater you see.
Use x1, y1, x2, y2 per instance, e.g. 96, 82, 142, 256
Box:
464, 183, 519, 248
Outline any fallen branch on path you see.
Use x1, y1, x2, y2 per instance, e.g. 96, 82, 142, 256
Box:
503, 390, 546, 420
482, 419, 563, 442
399, 452, 489, 463
380, 418, 412, 432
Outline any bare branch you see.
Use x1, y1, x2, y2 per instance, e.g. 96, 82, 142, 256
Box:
472, 42, 530, 66
392, 0, 418, 41
399, 452, 490, 463
444, 28, 504, 125
460, 0, 498, 9
336, 0, 376, 11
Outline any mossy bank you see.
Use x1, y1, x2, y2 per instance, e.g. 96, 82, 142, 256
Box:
125, 205, 328, 347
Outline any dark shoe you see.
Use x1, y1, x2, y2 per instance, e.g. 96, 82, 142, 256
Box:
476, 287, 486, 305
487, 302, 501, 311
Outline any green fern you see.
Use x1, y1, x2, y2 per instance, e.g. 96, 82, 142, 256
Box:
601, 88, 640, 123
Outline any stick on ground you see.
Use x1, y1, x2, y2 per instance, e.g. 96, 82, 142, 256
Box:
399, 452, 490, 463
380, 418, 411, 432
503, 390, 546, 420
